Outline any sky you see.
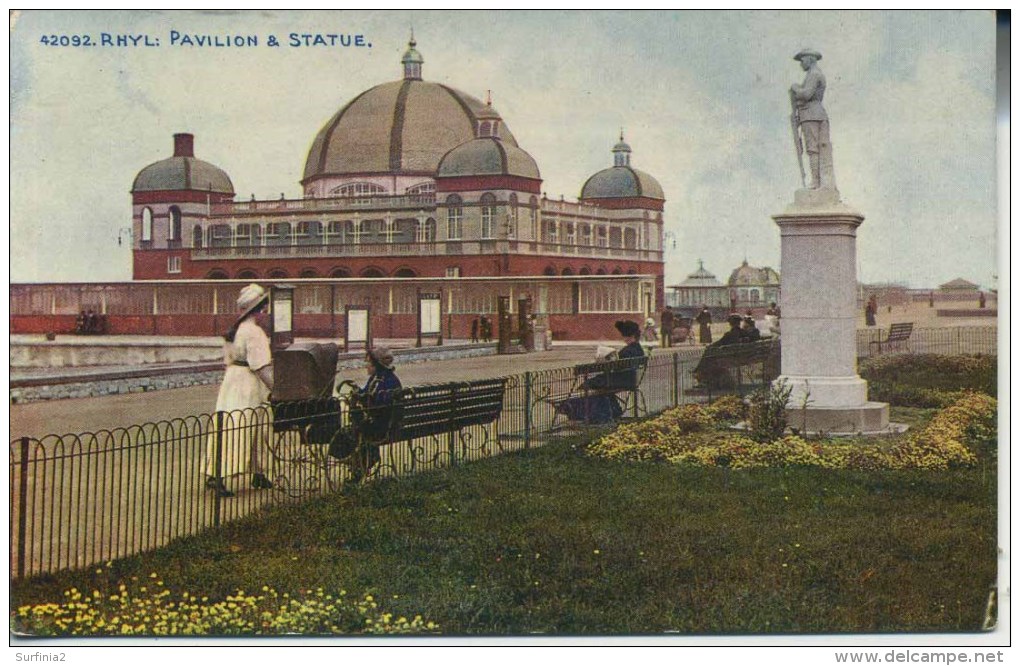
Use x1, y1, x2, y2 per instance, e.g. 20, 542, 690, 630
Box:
9, 10, 1000, 290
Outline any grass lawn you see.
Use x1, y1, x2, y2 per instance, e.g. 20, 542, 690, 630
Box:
12, 405, 997, 636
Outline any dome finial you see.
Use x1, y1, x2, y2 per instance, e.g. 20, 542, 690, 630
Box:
612, 130, 632, 167
486, 89, 492, 106
401, 31, 424, 80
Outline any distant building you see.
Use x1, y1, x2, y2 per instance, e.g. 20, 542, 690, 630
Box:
938, 277, 980, 291
727, 260, 780, 311
667, 260, 728, 312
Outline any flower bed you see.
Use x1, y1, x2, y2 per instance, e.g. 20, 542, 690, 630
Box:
586, 392, 996, 471
860, 354, 997, 406
12, 571, 438, 636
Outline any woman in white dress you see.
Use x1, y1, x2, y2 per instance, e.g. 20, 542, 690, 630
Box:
204, 284, 275, 497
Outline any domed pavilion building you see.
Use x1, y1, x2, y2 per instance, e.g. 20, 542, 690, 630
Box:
125, 37, 666, 339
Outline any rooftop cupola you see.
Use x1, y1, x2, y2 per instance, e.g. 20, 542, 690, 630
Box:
401, 32, 424, 80
476, 90, 502, 138
612, 129, 632, 167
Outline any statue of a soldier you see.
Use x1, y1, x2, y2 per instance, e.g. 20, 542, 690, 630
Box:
790, 48, 835, 190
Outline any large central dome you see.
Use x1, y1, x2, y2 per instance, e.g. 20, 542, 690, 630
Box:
302, 38, 518, 186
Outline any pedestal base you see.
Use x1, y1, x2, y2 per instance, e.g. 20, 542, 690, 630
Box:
785, 401, 891, 436
778, 374, 868, 408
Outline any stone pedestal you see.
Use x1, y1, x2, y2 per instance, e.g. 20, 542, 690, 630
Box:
772, 188, 890, 434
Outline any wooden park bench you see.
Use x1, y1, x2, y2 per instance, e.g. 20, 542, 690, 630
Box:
868, 322, 914, 355
690, 339, 780, 396
268, 344, 508, 492
538, 355, 649, 429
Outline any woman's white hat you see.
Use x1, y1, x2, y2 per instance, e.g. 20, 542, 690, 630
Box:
237, 283, 269, 315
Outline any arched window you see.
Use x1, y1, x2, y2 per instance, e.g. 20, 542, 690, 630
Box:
329, 267, 351, 279
141, 208, 153, 242
192, 225, 203, 248
562, 267, 574, 276
406, 182, 436, 203
609, 228, 623, 249
543, 266, 557, 276
296, 221, 322, 245
236, 223, 255, 246
417, 217, 437, 243
508, 194, 518, 238
624, 228, 637, 250
206, 269, 228, 280
326, 220, 345, 243
579, 266, 591, 275
564, 223, 576, 246
480, 193, 497, 239
544, 221, 558, 244
627, 268, 637, 275
446, 195, 463, 240
579, 224, 592, 247
361, 267, 385, 278
612, 267, 623, 275
168, 206, 182, 241
237, 269, 259, 280
299, 268, 319, 278
529, 196, 539, 239
596, 227, 608, 248
266, 222, 291, 246
393, 267, 417, 278
331, 182, 385, 202
209, 224, 232, 248
595, 268, 607, 275
268, 269, 289, 279
479, 121, 492, 137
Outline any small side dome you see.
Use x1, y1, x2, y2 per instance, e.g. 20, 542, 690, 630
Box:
580, 166, 663, 200
580, 133, 663, 201
437, 137, 540, 180
132, 134, 234, 195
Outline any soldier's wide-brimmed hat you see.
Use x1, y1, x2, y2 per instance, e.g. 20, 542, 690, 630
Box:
236, 283, 269, 316
614, 320, 641, 338
794, 49, 822, 61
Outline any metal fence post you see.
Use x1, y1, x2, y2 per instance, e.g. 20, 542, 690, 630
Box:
17, 437, 29, 581
213, 411, 224, 528
524, 371, 532, 449
448, 385, 459, 466
671, 354, 679, 407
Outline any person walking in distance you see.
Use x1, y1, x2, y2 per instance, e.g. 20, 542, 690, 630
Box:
204, 284, 275, 497
695, 306, 713, 344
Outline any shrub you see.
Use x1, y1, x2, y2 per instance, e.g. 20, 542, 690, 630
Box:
746, 379, 793, 443
860, 354, 997, 403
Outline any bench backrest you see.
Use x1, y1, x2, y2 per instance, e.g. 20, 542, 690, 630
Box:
394, 378, 508, 442
887, 323, 914, 341
702, 339, 778, 363
573, 355, 648, 390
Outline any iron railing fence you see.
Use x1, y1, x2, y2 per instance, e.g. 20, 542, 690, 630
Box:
856, 326, 997, 359
9, 333, 994, 580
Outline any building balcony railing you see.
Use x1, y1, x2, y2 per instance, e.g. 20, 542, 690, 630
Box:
190, 241, 663, 262
210, 193, 437, 216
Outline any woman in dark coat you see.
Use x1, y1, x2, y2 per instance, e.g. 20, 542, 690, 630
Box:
555, 320, 645, 424
695, 306, 713, 344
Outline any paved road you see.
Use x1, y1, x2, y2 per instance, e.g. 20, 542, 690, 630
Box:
10, 345, 696, 440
